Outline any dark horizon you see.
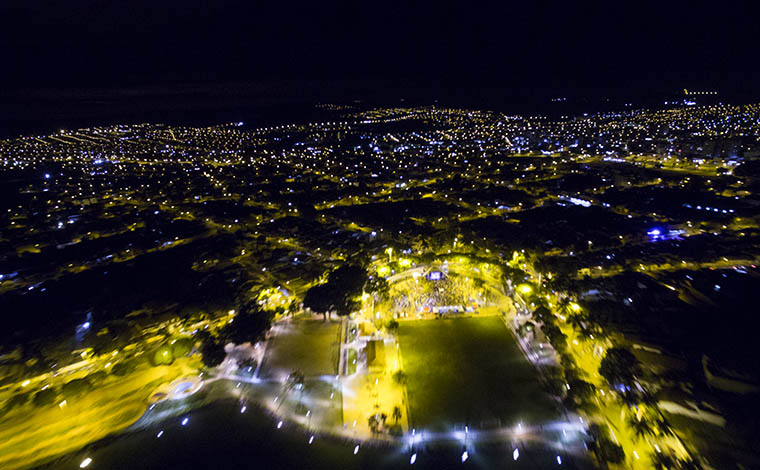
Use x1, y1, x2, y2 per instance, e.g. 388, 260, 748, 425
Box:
2, 79, 756, 138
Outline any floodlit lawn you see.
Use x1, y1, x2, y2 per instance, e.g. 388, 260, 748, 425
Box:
260, 319, 341, 378
0, 356, 200, 470
664, 413, 759, 470
398, 316, 557, 431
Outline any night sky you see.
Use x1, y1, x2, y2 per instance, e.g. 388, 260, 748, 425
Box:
1, 1, 758, 125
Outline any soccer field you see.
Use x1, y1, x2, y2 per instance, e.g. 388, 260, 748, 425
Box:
398, 316, 557, 431
260, 319, 341, 378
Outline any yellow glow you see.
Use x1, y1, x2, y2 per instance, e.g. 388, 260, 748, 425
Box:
517, 284, 532, 295
570, 302, 581, 312
377, 265, 391, 277
21, 380, 30, 387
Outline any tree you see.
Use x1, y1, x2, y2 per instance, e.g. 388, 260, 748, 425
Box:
220, 302, 273, 344
599, 440, 625, 465
368, 414, 380, 433
676, 457, 701, 470
564, 378, 596, 409
542, 322, 567, 353
656, 418, 675, 436
62, 378, 93, 399
502, 266, 528, 285
151, 346, 174, 366
303, 283, 335, 320
171, 337, 195, 357
628, 415, 654, 441
33, 388, 57, 407
516, 320, 535, 337
567, 312, 592, 336
304, 264, 370, 321
392, 370, 407, 385
392, 405, 402, 424
588, 423, 625, 466
334, 296, 361, 317
639, 391, 659, 408
111, 360, 136, 376
366, 276, 389, 300
200, 338, 226, 368
650, 451, 676, 470
544, 368, 568, 397
618, 389, 642, 408
560, 354, 579, 378
3, 393, 30, 414
599, 347, 640, 388
556, 297, 573, 316
327, 265, 367, 298
532, 305, 553, 324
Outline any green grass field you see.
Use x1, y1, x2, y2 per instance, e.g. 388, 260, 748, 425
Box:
260, 319, 341, 378
398, 316, 557, 431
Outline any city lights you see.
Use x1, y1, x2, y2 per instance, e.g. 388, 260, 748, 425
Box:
1, 96, 757, 470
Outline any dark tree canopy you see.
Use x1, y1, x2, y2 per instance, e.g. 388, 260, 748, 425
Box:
588, 423, 626, 464
327, 264, 367, 298
366, 275, 389, 299
541, 322, 567, 352
599, 347, 640, 387
502, 266, 528, 284
220, 302, 273, 345
532, 305, 553, 324
303, 283, 335, 318
303, 264, 369, 319
564, 378, 596, 409
62, 378, 93, 398
200, 338, 227, 368
33, 388, 57, 407
334, 296, 361, 317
